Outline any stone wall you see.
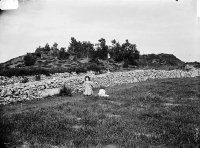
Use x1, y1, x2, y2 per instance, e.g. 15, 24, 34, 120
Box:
0, 69, 199, 105
0, 71, 94, 86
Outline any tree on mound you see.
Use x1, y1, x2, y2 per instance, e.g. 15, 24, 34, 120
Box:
58, 47, 70, 60
50, 42, 59, 56
81, 41, 94, 59
110, 39, 140, 66
35, 43, 51, 55
110, 39, 123, 62
96, 38, 109, 60
122, 39, 140, 66
68, 37, 94, 58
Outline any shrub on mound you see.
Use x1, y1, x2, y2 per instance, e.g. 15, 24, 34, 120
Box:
123, 59, 129, 68
75, 67, 87, 74
21, 77, 29, 83
24, 53, 37, 66
35, 74, 41, 81
67, 67, 76, 73
0, 68, 51, 77
87, 63, 101, 72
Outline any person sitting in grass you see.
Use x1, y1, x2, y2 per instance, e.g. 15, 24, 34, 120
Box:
83, 76, 93, 96
98, 85, 109, 97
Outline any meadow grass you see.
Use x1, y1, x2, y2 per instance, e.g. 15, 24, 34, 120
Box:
0, 77, 200, 148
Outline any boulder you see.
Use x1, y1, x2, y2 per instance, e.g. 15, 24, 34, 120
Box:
41, 88, 60, 97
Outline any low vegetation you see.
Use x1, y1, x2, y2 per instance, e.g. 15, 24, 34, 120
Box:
35, 74, 41, 81
1, 77, 199, 147
23, 53, 37, 66
59, 85, 72, 97
0, 64, 104, 77
21, 76, 29, 83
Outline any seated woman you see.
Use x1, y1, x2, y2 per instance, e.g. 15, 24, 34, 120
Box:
98, 85, 109, 97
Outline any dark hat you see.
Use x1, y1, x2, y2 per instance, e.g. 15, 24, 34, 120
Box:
85, 76, 91, 81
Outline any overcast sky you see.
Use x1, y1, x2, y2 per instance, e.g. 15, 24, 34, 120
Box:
0, 0, 199, 63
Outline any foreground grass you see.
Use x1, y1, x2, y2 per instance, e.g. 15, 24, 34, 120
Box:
0, 77, 200, 148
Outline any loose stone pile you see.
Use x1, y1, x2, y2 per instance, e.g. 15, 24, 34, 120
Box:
0, 69, 199, 105
0, 76, 21, 86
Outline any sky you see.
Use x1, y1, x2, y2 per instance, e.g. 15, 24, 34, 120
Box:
0, 0, 199, 63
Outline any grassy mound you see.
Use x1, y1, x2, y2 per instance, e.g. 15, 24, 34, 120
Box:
0, 52, 188, 77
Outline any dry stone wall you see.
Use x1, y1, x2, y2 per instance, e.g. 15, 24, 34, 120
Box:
0, 72, 93, 86
0, 69, 199, 105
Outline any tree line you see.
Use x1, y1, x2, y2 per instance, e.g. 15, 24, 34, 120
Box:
29, 37, 140, 66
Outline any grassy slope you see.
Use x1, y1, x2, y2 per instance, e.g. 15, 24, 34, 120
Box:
0, 53, 186, 72
138, 54, 185, 70
0, 77, 200, 148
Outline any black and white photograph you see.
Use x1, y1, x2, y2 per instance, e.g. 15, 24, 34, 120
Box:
0, 0, 200, 147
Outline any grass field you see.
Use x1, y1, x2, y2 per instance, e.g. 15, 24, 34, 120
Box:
0, 77, 200, 148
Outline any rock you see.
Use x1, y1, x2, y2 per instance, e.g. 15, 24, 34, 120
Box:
41, 88, 60, 97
